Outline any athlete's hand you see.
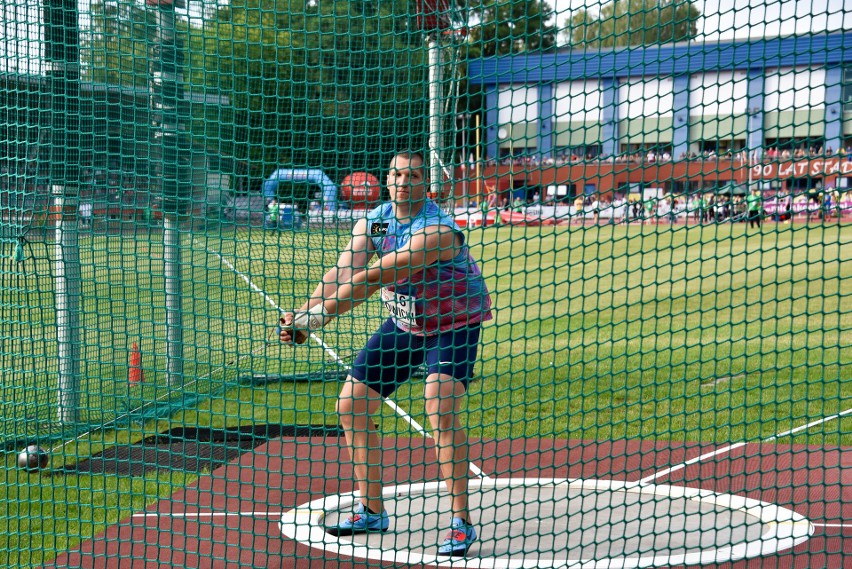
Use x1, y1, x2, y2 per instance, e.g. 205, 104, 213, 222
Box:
279, 312, 309, 345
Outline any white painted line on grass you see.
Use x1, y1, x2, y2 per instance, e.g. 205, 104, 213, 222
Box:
701, 373, 745, 387
639, 406, 852, 485
763, 407, 852, 441
200, 241, 342, 364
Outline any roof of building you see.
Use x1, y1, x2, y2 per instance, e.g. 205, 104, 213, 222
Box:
0, 72, 228, 106
469, 32, 852, 85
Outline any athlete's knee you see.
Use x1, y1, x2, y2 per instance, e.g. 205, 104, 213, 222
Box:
427, 409, 458, 435
425, 375, 464, 427
337, 377, 379, 421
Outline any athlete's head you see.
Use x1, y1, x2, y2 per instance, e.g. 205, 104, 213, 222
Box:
387, 151, 427, 205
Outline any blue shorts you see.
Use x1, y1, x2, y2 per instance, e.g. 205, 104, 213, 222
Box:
349, 319, 481, 398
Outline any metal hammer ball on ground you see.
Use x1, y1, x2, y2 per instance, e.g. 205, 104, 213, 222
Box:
17, 445, 49, 472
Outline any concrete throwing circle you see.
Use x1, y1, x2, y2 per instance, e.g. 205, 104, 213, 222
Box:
280, 478, 813, 568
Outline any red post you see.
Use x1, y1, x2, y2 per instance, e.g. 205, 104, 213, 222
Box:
128, 342, 144, 383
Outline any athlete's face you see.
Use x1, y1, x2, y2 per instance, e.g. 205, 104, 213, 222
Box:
387, 155, 426, 205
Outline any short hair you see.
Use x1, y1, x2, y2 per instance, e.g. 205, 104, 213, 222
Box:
390, 151, 427, 176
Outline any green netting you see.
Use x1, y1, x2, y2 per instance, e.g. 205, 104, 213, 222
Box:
1, 1, 850, 568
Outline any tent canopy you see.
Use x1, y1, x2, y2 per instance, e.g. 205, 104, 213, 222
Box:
263, 168, 339, 210
715, 183, 747, 196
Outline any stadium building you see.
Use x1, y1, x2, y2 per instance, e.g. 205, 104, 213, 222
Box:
0, 73, 240, 229
463, 32, 852, 202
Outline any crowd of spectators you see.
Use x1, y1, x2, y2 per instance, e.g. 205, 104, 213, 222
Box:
467, 184, 847, 226
479, 144, 852, 168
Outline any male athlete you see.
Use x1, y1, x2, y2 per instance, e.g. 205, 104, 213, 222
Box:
280, 151, 493, 556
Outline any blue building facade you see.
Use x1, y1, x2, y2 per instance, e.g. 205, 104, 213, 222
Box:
468, 33, 852, 161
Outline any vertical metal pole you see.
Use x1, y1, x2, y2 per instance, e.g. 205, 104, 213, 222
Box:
44, 0, 82, 424
475, 114, 482, 203
428, 37, 443, 200
148, 0, 187, 385
54, 191, 82, 424
161, 211, 182, 385
460, 115, 468, 205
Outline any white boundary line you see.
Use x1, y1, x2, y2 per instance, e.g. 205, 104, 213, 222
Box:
638, 407, 852, 485
202, 241, 489, 481
200, 241, 343, 364
133, 511, 284, 519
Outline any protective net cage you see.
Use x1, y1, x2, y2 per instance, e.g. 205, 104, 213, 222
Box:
0, 1, 849, 568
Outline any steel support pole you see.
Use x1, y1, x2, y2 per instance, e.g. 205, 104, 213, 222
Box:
148, 0, 187, 385
44, 0, 82, 424
428, 37, 443, 200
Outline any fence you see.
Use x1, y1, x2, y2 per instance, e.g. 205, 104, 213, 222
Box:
1, 1, 849, 568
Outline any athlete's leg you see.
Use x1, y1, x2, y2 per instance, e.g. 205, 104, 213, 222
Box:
336, 377, 385, 514
424, 374, 471, 521
423, 325, 481, 522
339, 318, 420, 515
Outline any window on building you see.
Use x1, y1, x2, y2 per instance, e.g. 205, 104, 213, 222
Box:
698, 140, 719, 153
697, 139, 745, 154
619, 143, 673, 161
499, 147, 536, 159
554, 145, 602, 161
545, 183, 575, 203
619, 143, 672, 154
672, 180, 699, 195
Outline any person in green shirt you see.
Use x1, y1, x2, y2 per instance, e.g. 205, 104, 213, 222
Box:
143, 204, 154, 234
479, 196, 489, 228
266, 199, 280, 229
643, 198, 655, 224
494, 196, 506, 226
834, 190, 842, 223
746, 189, 762, 228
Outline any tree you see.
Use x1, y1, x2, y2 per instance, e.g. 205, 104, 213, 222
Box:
81, 1, 158, 88
191, 0, 428, 183
565, 0, 700, 48
466, 0, 558, 59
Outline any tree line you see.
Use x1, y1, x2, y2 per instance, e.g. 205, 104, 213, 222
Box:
80, 0, 700, 189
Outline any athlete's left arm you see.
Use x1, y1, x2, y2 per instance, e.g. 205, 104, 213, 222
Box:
324, 225, 460, 317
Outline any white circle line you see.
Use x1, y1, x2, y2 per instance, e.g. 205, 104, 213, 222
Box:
280, 478, 814, 569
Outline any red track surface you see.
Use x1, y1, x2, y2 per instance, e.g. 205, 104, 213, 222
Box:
46, 437, 850, 569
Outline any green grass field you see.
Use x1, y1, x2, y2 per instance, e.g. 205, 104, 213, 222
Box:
1, 221, 849, 567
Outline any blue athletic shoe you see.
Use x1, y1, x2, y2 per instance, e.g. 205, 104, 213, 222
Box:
325, 502, 390, 537
437, 517, 477, 557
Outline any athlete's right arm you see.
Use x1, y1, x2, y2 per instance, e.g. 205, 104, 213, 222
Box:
280, 218, 377, 344
301, 217, 376, 312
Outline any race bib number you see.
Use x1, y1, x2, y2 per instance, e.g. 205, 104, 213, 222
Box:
381, 288, 417, 326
